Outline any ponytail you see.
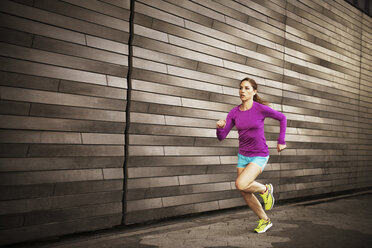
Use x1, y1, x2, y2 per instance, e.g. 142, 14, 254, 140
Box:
253, 94, 269, 106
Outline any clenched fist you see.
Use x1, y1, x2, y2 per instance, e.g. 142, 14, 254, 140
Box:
277, 143, 287, 152
216, 120, 226, 129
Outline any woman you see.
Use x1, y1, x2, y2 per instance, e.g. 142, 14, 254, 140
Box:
216, 77, 287, 233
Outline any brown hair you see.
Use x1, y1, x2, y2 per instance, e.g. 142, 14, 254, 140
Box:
240, 77, 269, 106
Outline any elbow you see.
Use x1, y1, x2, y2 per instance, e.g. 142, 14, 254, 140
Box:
281, 115, 287, 124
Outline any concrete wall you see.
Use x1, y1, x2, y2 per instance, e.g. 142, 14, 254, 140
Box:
0, 0, 371, 245
125, 0, 372, 223
0, 0, 129, 245
126, 0, 372, 223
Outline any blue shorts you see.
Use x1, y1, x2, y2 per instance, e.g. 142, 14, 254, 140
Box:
237, 153, 269, 171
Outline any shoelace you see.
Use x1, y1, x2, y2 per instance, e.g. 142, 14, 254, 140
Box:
256, 219, 268, 228
262, 193, 269, 202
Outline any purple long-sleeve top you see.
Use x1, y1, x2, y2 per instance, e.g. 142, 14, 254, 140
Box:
216, 101, 287, 157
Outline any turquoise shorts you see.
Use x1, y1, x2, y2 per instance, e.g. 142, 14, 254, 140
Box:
237, 153, 269, 171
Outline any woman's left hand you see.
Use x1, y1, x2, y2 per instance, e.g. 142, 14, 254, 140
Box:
277, 144, 287, 152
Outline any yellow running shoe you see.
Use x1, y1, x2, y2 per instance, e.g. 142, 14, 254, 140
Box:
254, 218, 273, 233
259, 184, 274, 211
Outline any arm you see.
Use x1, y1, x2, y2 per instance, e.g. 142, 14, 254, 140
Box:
262, 105, 287, 145
216, 109, 235, 141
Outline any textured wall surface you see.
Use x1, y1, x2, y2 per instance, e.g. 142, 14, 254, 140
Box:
0, 0, 371, 245
0, 0, 129, 245
125, 0, 372, 224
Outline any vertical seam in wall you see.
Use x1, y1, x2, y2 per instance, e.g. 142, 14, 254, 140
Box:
280, 0, 289, 163
283, 0, 288, 108
28, 103, 32, 116
122, 0, 135, 225
277, 0, 289, 175
357, 13, 363, 186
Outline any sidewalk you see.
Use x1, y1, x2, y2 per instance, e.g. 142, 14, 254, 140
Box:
11, 192, 372, 248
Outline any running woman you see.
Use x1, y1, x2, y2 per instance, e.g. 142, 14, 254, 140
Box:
216, 77, 287, 233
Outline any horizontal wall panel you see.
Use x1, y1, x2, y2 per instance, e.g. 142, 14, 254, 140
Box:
128, 176, 179, 189
0, 26, 33, 47
34, 0, 130, 31
0, 42, 127, 77
0, 191, 122, 215
0, 169, 104, 185
129, 134, 195, 146
163, 146, 237, 156
0, 130, 81, 144
0, 100, 30, 115
178, 174, 236, 185
23, 202, 122, 226
0, 157, 124, 172
0, 86, 128, 105
129, 155, 221, 167
0, 144, 29, 157
129, 123, 231, 138
62, 0, 130, 20
54, 179, 123, 196
152, 0, 222, 24
28, 145, 124, 157
128, 166, 207, 178
0, 215, 24, 229
132, 79, 212, 102
0, 12, 86, 45
0, 57, 108, 86
0, 214, 122, 246
30, 104, 126, 122
127, 181, 233, 200
0, 71, 60, 91
58, 80, 127, 99
161, 191, 239, 208
0, 115, 125, 133
0, 184, 54, 201
32, 36, 128, 65
0, 180, 122, 201
125, 201, 220, 224
218, 197, 246, 209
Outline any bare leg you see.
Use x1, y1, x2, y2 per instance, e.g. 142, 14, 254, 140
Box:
236, 163, 266, 193
236, 163, 268, 220
240, 191, 268, 220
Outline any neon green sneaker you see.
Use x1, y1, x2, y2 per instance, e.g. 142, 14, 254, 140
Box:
259, 184, 274, 211
254, 218, 273, 233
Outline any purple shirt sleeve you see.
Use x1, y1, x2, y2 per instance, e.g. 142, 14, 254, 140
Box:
216, 108, 235, 141
262, 105, 287, 144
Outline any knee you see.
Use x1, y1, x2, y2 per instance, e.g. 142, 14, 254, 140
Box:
235, 179, 253, 192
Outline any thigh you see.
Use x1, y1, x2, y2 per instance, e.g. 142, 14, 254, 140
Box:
236, 162, 262, 185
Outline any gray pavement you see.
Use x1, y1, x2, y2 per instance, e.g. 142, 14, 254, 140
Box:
11, 192, 372, 248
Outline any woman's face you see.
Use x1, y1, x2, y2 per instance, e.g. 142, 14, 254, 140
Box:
239, 81, 257, 101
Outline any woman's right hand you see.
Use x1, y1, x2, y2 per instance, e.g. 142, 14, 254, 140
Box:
216, 120, 226, 129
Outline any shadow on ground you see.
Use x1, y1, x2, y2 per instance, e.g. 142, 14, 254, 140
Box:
270, 220, 372, 248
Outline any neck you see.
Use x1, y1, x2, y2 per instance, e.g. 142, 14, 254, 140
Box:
240, 99, 254, 110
